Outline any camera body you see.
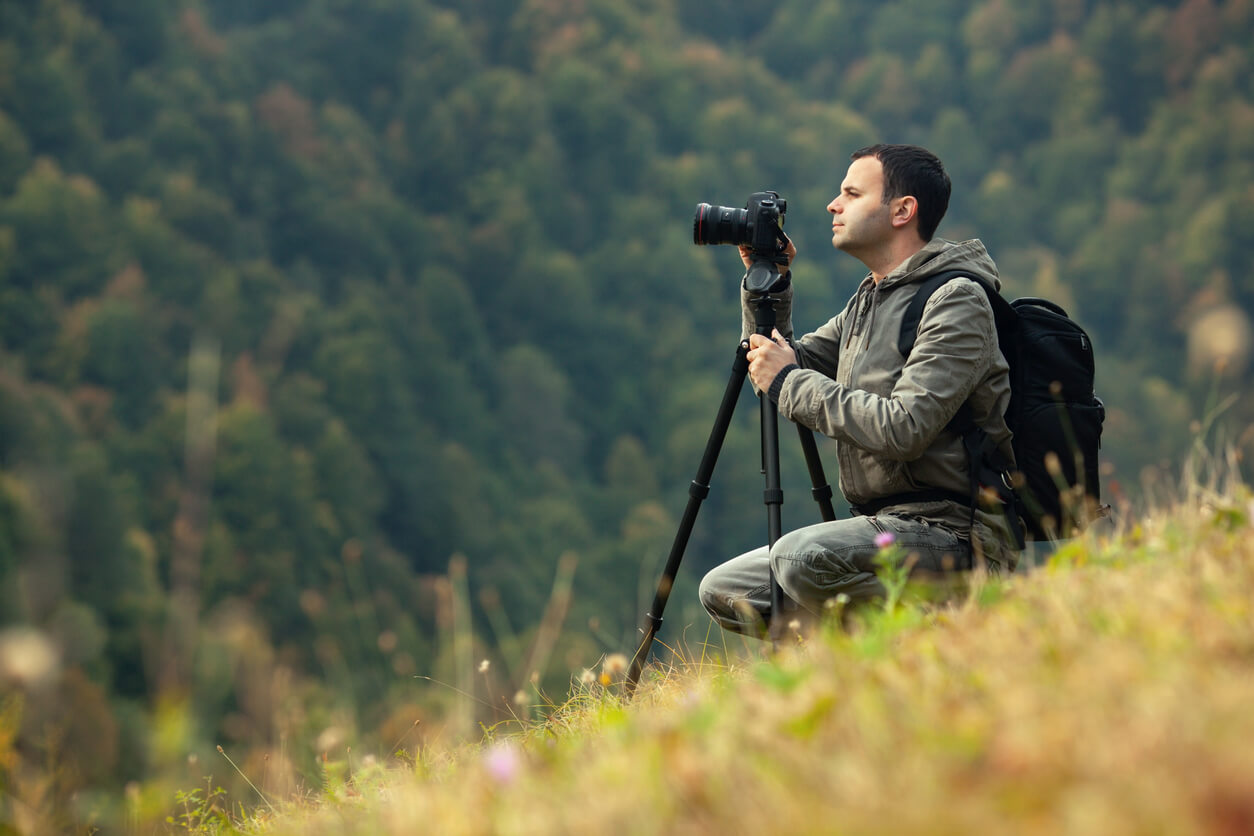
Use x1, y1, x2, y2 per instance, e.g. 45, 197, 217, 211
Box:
693, 191, 787, 258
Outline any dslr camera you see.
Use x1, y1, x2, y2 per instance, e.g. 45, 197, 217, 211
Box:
692, 190, 788, 259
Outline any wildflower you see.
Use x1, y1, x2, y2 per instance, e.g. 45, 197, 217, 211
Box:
599, 653, 628, 686
513, 690, 530, 707
874, 531, 897, 550
484, 742, 521, 785
316, 726, 346, 754
602, 653, 628, 677
824, 592, 852, 614
787, 619, 802, 633
0, 628, 58, 688
579, 668, 596, 686
478, 659, 491, 674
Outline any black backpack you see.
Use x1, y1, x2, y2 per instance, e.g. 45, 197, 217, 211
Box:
899, 270, 1106, 544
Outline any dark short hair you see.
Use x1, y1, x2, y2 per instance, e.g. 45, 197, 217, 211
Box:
851, 144, 951, 241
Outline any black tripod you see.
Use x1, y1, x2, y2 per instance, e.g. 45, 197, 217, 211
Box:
625, 260, 838, 696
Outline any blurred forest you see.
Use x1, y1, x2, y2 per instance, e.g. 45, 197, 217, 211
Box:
1, 0, 1253, 822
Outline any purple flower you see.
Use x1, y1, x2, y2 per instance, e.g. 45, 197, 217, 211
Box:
874, 531, 897, 549
484, 743, 521, 785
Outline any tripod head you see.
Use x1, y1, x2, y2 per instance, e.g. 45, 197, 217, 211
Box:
744, 255, 790, 296
745, 265, 790, 337
744, 212, 792, 296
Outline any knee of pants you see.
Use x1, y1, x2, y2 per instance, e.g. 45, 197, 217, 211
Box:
768, 526, 824, 577
697, 569, 722, 615
768, 545, 809, 602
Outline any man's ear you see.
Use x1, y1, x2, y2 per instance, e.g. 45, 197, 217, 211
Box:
891, 195, 919, 230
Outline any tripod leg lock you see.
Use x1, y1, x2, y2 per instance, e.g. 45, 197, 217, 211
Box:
689, 480, 711, 500
763, 488, 784, 505
811, 485, 834, 503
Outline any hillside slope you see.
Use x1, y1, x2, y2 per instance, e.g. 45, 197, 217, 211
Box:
217, 491, 1254, 835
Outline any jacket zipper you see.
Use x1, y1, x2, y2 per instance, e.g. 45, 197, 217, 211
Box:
861, 283, 881, 353
849, 284, 873, 341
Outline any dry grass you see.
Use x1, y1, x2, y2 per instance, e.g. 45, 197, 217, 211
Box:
223, 487, 1254, 836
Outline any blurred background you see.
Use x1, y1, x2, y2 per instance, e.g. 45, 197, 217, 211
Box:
1, 0, 1252, 826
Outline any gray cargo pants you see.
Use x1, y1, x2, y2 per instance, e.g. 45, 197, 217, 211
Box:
698, 513, 975, 635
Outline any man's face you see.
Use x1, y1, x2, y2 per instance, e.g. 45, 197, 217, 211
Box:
827, 156, 893, 258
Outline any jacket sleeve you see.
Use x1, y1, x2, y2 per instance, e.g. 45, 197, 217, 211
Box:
740, 277, 844, 381
794, 315, 844, 380
777, 279, 995, 460
740, 277, 794, 343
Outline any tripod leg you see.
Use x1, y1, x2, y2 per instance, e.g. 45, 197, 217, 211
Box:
747, 284, 796, 642
625, 343, 750, 696
797, 425, 837, 522
761, 396, 785, 546
767, 425, 836, 641
761, 394, 789, 641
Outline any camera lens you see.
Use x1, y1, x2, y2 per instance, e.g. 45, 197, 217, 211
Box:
693, 203, 749, 246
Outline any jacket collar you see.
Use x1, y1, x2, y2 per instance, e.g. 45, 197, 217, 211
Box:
873, 239, 1003, 294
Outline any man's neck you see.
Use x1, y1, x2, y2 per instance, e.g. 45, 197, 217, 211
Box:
867, 237, 928, 283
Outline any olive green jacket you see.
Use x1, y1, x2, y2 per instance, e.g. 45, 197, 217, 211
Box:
742, 238, 1019, 567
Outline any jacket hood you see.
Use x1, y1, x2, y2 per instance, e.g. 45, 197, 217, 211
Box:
878, 238, 1002, 293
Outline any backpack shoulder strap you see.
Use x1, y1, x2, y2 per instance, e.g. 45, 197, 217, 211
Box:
899, 270, 981, 357
895, 269, 1027, 550
897, 269, 1015, 357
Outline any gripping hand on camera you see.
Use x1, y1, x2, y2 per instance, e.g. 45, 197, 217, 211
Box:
737, 235, 796, 274
738, 236, 796, 342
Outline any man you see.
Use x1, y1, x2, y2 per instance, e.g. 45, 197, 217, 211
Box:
699, 144, 1019, 634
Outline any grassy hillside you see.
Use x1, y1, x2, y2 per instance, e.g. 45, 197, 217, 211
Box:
88, 479, 1254, 835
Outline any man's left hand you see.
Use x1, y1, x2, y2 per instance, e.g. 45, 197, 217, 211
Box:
746, 328, 796, 392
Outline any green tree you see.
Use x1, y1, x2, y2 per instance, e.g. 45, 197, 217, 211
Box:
209, 403, 325, 634
497, 344, 587, 474
0, 109, 31, 193
79, 298, 166, 428
2, 160, 119, 298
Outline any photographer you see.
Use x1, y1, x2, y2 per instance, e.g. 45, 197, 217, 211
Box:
699, 144, 1020, 634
